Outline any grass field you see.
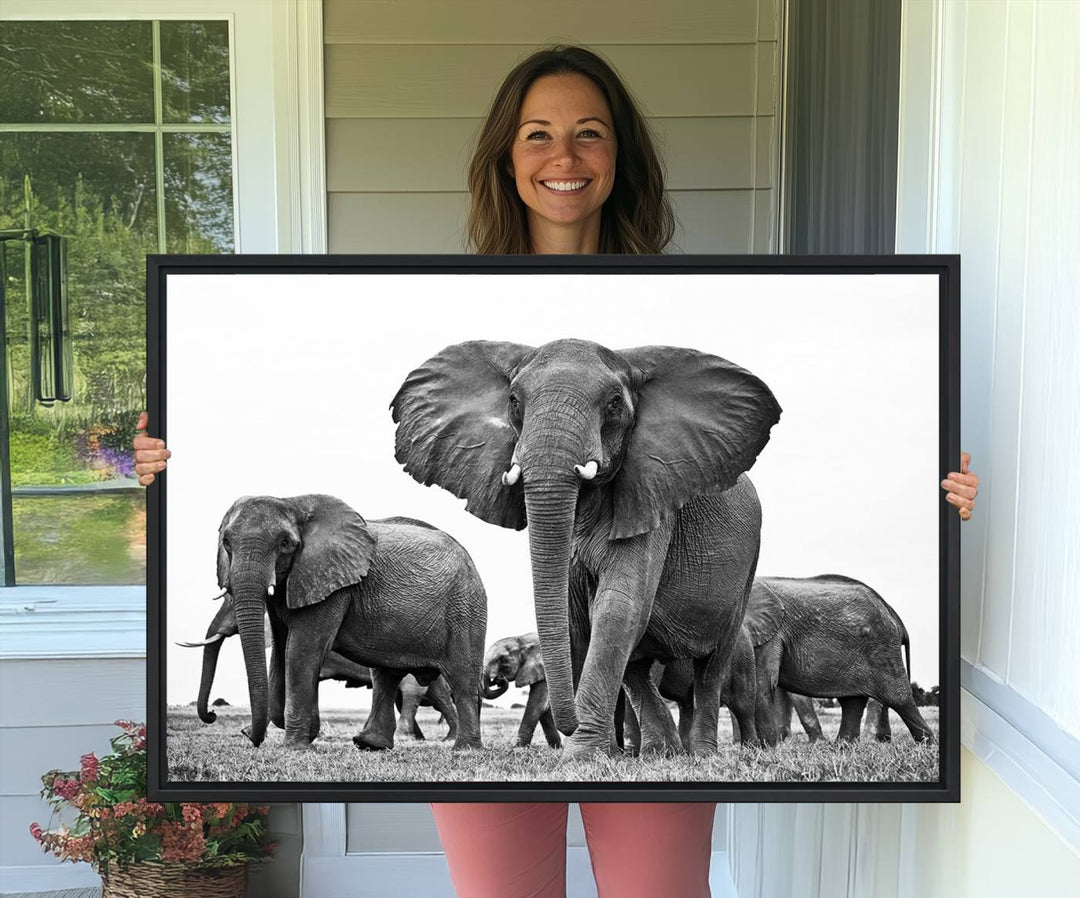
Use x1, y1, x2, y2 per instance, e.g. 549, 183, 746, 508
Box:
167, 704, 939, 784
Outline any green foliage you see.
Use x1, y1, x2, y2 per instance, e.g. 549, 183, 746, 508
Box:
31, 721, 274, 874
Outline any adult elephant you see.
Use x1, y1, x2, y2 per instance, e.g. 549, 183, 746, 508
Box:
392, 339, 780, 757
622, 624, 759, 753
745, 575, 933, 744
214, 496, 485, 751
481, 633, 561, 748
178, 597, 459, 741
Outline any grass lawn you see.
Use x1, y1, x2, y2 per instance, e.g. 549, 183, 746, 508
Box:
167, 704, 940, 785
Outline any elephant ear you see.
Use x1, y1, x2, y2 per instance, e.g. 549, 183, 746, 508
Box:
744, 580, 786, 647
516, 636, 546, 686
285, 495, 376, 610
390, 341, 534, 529
611, 346, 782, 540
216, 498, 249, 589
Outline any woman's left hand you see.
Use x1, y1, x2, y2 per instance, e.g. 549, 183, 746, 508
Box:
941, 452, 979, 521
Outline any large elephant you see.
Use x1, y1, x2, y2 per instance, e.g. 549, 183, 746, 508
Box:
622, 624, 759, 752
392, 339, 780, 757
745, 575, 933, 744
178, 596, 459, 741
215, 496, 485, 750
481, 633, 561, 748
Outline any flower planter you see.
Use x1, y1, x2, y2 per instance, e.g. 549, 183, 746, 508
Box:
101, 862, 247, 897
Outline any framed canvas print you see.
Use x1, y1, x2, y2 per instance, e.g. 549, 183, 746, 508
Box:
147, 254, 960, 802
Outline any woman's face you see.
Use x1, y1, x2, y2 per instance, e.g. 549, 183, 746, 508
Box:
509, 73, 617, 239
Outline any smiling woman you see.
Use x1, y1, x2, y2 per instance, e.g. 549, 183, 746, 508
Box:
465, 45, 674, 255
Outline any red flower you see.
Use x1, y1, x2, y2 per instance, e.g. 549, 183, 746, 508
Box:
181, 805, 203, 824
80, 753, 99, 782
30, 822, 43, 842
52, 778, 80, 801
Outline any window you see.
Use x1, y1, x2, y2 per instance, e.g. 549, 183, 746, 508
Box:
0, 19, 234, 585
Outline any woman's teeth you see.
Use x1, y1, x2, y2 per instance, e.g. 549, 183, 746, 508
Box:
542, 180, 588, 192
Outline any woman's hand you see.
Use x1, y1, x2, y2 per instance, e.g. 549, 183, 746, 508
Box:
133, 411, 171, 486
941, 452, 979, 521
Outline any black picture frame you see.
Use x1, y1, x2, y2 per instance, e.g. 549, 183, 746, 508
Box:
147, 253, 960, 803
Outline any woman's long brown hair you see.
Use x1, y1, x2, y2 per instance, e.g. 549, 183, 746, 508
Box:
466, 46, 676, 255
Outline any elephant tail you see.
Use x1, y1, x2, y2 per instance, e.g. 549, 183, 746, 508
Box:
902, 623, 912, 683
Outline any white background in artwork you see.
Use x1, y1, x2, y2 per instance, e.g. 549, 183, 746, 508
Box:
164, 271, 940, 711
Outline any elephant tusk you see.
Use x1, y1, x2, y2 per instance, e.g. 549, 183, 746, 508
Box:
501, 463, 521, 487
211, 588, 227, 601
176, 633, 225, 648
574, 460, 599, 481
267, 584, 275, 597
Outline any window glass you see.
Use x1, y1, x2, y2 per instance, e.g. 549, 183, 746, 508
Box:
0, 20, 233, 585
0, 21, 155, 123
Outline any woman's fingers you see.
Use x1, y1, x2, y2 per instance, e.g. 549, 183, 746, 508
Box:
944, 491, 975, 511
940, 478, 978, 499
133, 410, 169, 487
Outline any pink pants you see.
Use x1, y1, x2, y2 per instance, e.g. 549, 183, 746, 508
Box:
430, 802, 716, 898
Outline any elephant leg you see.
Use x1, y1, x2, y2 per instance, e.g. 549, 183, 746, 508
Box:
884, 695, 933, 742
837, 696, 868, 742
623, 658, 682, 756
727, 684, 757, 748
354, 667, 405, 751
539, 705, 562, 749
396, 681, 424, 741
443, 667, 483, 751
268, 616, 288, 730
869, 698, 892, 742
426, 676, 459, 742
622, 690, 642, 756
678, 700, 695, 751
790, 693, 823, 743
754, 641, 782, 747
517, 682, 549, 747
282, 636, 327, 750
688, 650, 726, 753
775, 689, 793, 740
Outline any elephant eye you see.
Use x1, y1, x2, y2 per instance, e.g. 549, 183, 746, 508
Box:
508, 393, 522, 422
605, 395, 624, 418
222, 535, 231, 551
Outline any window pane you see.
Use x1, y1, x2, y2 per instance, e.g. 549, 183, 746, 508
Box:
160, 21, 231, 124
12, 492, 146, 585
2, 132, 155, 585
164, 133, 235, 252
0, 21, 154, 124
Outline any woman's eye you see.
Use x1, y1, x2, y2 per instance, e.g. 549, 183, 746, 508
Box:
525, 130, 549, 140
579, 129, 602, 138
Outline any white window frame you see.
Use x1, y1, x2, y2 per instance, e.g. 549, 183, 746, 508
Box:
0, 0, 326, 659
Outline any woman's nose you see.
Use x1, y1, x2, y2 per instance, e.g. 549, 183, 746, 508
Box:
548, 134, 579, 165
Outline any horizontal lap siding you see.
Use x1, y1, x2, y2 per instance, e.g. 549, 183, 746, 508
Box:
325, 1, 781, 255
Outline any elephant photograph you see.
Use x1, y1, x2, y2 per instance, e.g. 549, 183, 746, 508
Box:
156, 261, 950, 796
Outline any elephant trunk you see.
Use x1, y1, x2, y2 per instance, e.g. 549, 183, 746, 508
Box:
521, 463, 582, 737
482, 677, 510, 700
231, 565, 273, 747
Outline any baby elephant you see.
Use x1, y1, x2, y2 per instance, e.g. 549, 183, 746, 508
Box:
482, 633, 561, 748
745, 574, 933, 744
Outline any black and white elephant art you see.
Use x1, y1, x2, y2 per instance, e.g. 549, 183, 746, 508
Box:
177, 595, 460, 741
744, 575, 933, 744
214, 496, 486, 751
481, 633, 561, 748
763, 693, 895, 744
392, 339, 781, 758
621, 623, 760, 753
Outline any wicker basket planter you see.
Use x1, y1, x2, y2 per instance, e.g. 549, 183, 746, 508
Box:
101, 862, 247, 897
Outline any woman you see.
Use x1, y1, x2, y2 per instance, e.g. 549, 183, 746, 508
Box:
135, 45, 978, 898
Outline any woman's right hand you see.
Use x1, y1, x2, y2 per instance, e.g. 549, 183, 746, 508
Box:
133, 411, 170, 486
